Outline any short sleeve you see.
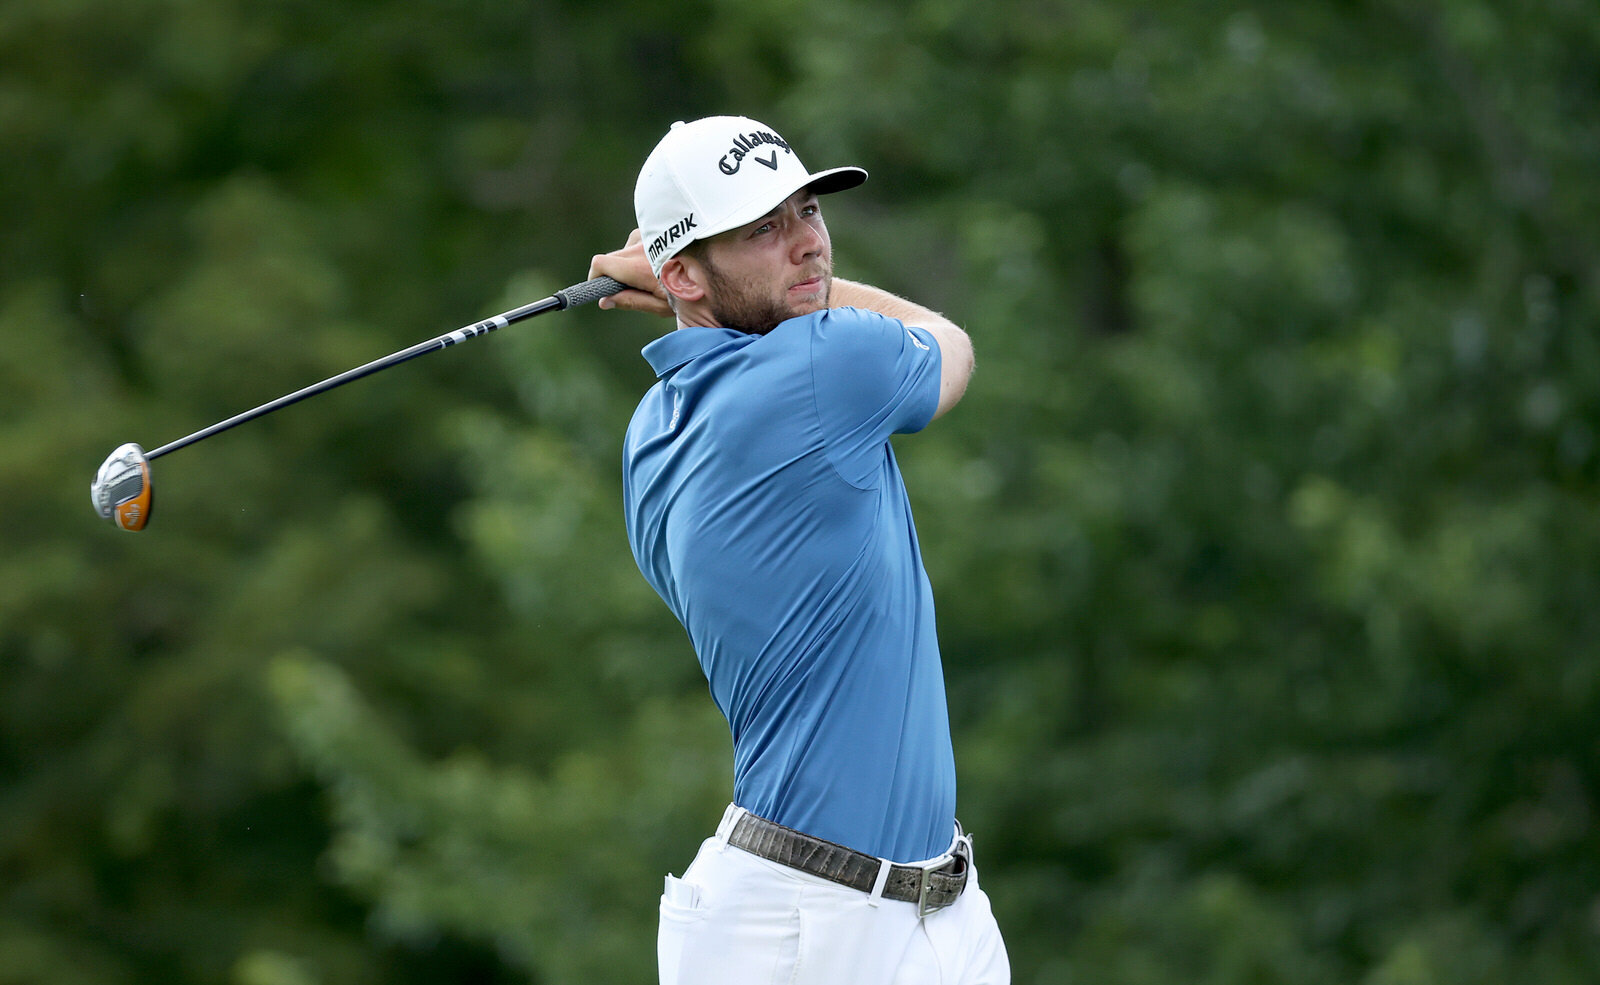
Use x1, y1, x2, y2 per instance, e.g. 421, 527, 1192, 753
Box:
809, 307, 943, 487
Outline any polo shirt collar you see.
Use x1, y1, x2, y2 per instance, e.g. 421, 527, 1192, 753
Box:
642, 326, 750, 378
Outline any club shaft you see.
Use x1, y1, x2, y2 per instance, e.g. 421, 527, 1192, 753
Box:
146, 276, 624, 461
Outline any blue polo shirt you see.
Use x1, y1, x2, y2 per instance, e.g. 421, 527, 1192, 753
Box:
622, 306, 956, 863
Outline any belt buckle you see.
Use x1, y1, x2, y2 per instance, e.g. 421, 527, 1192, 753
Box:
915, 864, 942, 919
914, 833, 972, 919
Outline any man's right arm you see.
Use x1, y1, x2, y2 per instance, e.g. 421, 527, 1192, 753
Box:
829, 279, 974, 421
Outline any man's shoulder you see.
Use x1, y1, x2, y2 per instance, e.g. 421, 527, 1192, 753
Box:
768, 306, 906, 355
812, 305, 901, 331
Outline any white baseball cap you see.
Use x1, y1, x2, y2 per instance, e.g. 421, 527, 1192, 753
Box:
634, 116, 867, 275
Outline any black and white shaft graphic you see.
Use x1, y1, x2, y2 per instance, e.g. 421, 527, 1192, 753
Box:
148, 275, 625, 461
92, 275, 625, 530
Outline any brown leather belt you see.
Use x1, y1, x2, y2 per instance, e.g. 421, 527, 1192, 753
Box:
726, 811, 970, 917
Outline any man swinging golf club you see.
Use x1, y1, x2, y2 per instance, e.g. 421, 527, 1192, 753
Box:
590, 116, 1009, 985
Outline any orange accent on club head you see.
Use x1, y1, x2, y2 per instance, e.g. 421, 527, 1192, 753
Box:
114, 460, 153, 531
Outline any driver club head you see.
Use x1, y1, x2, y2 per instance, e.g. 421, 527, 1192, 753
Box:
92, 442, 153, 531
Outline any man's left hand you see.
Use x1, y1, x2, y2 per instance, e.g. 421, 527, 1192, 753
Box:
589, 229, 673, 318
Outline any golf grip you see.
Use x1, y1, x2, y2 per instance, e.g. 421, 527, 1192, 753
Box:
557, 275, 626, 308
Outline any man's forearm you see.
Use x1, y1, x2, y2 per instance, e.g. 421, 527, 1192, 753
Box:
830, 279, 955, 331
830, 278, 974, 420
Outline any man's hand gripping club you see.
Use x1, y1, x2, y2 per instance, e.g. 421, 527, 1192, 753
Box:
588, 229, 674, 319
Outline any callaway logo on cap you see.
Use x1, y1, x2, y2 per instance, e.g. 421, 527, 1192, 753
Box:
634, 116, 868, 275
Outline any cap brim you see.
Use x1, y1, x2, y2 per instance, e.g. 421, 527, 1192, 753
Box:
693, 166, 869, 243
807, 165, 868, 195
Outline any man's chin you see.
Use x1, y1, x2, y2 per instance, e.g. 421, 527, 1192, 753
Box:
787, 282, 831, 316
710, 279, 830, 335
789, 297, 828, 318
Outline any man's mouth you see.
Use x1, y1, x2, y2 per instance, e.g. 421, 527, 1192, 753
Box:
789, 271, 828, 295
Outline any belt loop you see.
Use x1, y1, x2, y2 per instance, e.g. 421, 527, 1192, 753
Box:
715, 804, 749, 847
867, 858, 893, 908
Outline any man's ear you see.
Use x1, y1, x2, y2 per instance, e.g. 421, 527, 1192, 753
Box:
659, 254, 708, 304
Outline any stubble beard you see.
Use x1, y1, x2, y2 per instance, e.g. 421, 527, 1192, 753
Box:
704, 258, 832, 336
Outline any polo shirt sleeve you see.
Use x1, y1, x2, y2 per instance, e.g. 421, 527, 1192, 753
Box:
810, 307, 943, 487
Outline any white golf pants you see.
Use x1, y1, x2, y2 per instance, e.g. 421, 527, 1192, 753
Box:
658, 805, 1010, 985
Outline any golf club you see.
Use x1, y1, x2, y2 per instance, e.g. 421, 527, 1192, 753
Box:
91, 274, 626, 531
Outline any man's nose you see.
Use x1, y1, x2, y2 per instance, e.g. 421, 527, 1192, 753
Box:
789, 214, 824, 260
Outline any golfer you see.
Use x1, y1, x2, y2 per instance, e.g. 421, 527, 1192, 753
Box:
590, 115, 1009, 985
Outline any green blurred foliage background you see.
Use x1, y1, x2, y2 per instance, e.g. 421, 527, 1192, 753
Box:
3, 1, 1598, 982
